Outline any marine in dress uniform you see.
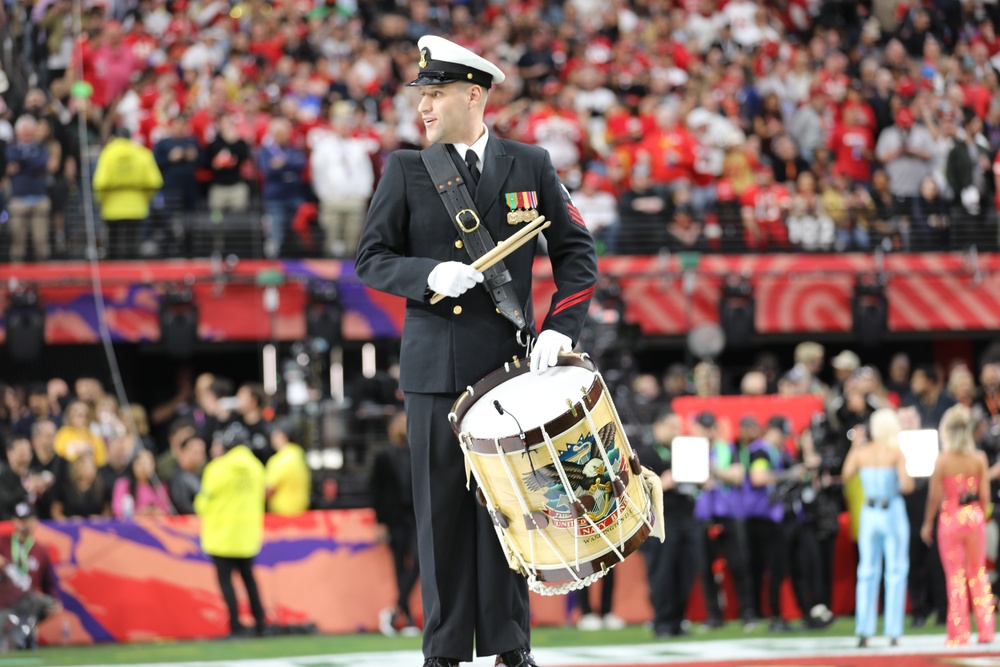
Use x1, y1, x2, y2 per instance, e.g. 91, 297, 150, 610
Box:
355, 36, 598, 667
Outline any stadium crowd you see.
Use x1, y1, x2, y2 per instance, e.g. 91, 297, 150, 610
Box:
0, 342, 998, 638
0, 0, 999, 258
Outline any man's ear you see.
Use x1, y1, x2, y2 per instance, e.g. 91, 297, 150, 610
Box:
468, 84, 484, 108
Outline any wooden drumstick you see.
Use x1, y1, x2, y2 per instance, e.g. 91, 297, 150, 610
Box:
429, 217, 550, 304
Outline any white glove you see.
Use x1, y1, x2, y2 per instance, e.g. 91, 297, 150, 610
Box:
530, 330, 572, 373
427, 261, 484, 298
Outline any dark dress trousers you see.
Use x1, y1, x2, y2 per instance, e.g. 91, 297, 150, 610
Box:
356, 135, 597, 661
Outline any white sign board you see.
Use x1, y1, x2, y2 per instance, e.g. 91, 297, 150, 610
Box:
670, 436, 711, 484
898, 429, 939, 478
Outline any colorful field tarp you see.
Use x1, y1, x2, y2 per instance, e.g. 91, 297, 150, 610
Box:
0, 253, 998, 345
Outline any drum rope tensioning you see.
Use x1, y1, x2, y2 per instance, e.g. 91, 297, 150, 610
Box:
449, 353, 665, 596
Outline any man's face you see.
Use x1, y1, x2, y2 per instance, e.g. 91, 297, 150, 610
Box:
31, 423, 56, 456
13, 516, 35, 539
8, 441, 32, 470
417, 84, 476, 145
28, 393, 49, 417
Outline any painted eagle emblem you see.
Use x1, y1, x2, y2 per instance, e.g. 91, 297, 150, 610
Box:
521, 422, 618, 500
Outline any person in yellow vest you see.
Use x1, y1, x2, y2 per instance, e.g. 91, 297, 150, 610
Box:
194, 423, 267, 637
265, 419, 310, 515
91, 127, 163, 259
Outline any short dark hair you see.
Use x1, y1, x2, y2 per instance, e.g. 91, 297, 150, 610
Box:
241, 382, 267, 409
168, 417, 196, 438
913, 364, 939, 384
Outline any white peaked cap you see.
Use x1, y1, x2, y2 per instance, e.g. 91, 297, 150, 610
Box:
407, 35, 505, 88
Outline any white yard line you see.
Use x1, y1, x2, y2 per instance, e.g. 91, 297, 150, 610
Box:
92, 634, 999, 667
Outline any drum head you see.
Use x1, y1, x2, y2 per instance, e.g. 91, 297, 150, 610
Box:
462, 364, 597, 439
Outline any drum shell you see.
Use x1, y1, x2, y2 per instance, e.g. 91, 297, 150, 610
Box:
451, 355, 652, 584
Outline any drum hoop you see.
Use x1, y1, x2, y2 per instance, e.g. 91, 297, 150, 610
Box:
449, 354, 600, 453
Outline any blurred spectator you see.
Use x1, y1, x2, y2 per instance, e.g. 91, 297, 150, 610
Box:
693, 361, 722, 398
770, 134, 811, 186
522, 84, 588, 176
169, 435, 206, 515
28, 420, 65, 520
152, 114, 201, 256
39, 0, 73, 85
886, 352, 913, 400
92, 128, 164, 260
257, 117, 306, 258
231, 383, 272, 463
265, 419, 310, 516
911, 175, 952, 249
662, 364, 690, 401
789, 87, 828, 162
309, 102, 377, 258
98, 430, 136, 505
88, 20, 140, 108
51, 455, 109, 519
205, 116, 252, 220
740, 163, 791, 250
875, 107, 935, 238
11, 385, 58, 438
617, 166, 670, 254
195, 423, 267, 638
946, 110, 991, 218
786, 171, 834, 251
947, 367, 978, 407
0, 503, 61, 637
155, 418, 196, 482
6, 115, 51, 262
664, 202, 706, 253
112, 448, 172, 519
0, 438, 33, 519
35, 116, 72, 259
910, 364, 957, 429
829, 105, 876, 186
53, 400, 107, 466
573, 172, 619, 255
371, 412, 419, 637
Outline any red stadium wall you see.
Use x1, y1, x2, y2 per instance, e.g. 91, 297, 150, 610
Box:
19, 504, 858, 645
1, 253, 999, 346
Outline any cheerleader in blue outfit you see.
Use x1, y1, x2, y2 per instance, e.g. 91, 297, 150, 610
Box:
842, 408, 915, 647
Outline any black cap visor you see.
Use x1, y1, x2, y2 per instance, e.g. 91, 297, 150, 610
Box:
407, 60, 493, 88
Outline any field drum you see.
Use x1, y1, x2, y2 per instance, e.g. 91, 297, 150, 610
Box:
449, 354, 660, 595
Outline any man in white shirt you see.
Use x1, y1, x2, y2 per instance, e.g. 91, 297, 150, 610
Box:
309, 102, 378, 257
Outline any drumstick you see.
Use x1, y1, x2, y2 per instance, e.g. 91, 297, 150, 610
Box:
429, 217, 550, 304
467, 215, 546, 271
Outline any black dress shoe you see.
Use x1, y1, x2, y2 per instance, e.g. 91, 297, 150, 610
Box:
911, 615, 927, 628
858, 637, 868, 648
424, 659, 458, 667
495, 648, 539, 667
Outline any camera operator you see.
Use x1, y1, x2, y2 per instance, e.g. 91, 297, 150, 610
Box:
787, 422, 836, 628
802, 411, 848, 610
692, 412, 757, 630
746, 416, 804, 631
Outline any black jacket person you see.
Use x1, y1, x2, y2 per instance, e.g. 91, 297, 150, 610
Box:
355, 35, 597, 667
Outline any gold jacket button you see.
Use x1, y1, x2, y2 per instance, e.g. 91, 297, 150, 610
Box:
454, 239, 464, 249
453, 305, 463, 315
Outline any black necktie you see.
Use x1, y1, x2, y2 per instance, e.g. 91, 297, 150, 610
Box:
465, 148, 480, 187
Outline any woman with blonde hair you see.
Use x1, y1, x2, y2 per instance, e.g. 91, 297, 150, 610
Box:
921, 405, 995, 645
842, 407, 915, 647
54, 400, 108, 466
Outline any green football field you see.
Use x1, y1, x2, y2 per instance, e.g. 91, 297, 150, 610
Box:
9, 618, 950, 666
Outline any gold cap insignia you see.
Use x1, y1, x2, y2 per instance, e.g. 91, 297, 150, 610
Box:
419, 48, 428, 69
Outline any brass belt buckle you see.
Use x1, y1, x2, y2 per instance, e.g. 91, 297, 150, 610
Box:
456, 208, 480, 233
